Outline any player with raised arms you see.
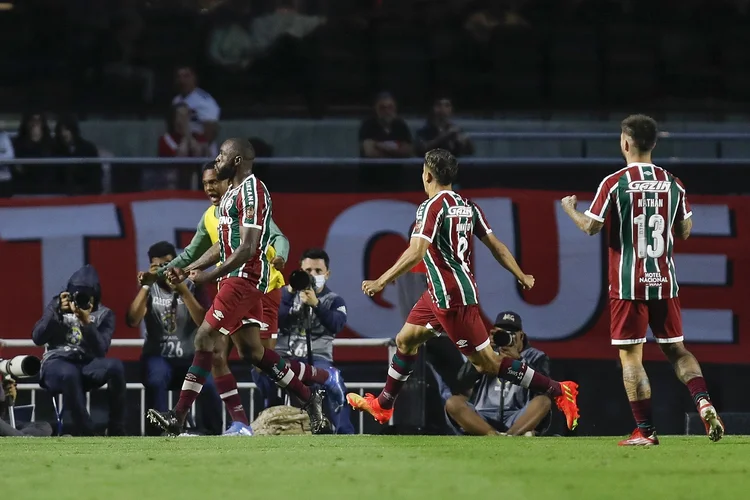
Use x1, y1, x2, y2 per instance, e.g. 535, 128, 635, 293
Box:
347, 149, 580, 431
147, 138, 330, 435
561, 114, 724, 445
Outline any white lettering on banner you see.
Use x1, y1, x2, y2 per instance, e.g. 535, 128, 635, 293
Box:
131, 200, 210, 275
325, 200, 418, 337
474, 198, 603, 341
0, 204, 121, 308
646, 204, 733, 343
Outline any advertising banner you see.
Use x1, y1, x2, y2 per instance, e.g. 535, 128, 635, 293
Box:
1, 189, 747, 363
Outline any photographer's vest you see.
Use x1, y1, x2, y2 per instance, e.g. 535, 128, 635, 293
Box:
142, 283, 197, 360
203, 204, 285, 291
473, 347, 547, 415
276, 288, 339, 362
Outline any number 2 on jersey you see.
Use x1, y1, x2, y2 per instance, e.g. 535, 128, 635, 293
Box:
633, 213, 665, 259
456, 235, 468, 261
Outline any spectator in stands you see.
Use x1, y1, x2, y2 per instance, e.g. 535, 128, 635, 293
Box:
32, 265, 125, 436
12, 112, 57, 195
172, 65, 220, 155
0, 130, 13, 197
127, 241, 222, 436
445, 311, 552, 436
416, 97, 475, 157
359, 92, 414, 158
53, 114, 102, 195
274, 248, 352, 434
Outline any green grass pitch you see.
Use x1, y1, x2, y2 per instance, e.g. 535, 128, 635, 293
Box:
2, 436, 749, 500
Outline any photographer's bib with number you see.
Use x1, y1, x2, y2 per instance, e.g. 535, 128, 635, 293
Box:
143, 283, 196, 359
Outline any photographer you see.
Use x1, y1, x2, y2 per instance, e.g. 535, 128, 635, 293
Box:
275, 248, 352, 433
31, 265, 125, 436
0, 342, 52, 437
127, 241, 222, 435
445, 311, 552, 436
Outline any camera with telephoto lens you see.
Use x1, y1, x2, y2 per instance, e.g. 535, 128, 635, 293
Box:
492, 329, 516, 348
289, 269, 314, 292
0, 355, 41, 378
73, 291, 92, 309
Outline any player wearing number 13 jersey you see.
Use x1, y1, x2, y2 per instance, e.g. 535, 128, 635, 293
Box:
562, 114, 723, 445
347, 149, 580, 431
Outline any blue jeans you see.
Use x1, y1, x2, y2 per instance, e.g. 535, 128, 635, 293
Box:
141, 355, 223, 435
253, 356, 355, 434
41, 357, 126, 436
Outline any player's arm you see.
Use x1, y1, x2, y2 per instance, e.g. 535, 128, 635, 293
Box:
371, 236, 431, 291
197, 226, 260, 283
160, 215, 213, 278
268, 218, 290, 263
479, 233, 534, 288
564, 203, 604, 235
674, 217, 692, 240
183, 241, 221, 272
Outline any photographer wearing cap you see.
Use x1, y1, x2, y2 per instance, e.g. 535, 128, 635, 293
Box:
273, 248, 352, 433
445, 311, 552, 436
31, 265, 125, 436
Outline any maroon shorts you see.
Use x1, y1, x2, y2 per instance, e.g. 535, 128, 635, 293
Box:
206, 277, 264, 336
406, 291, 490, 355
260, 288, 282, 340
609, 297, 684, 345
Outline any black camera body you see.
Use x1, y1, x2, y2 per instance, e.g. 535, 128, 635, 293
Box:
492, 329, 516, 348
73, 291, 92, 309
289, 269, 314, 292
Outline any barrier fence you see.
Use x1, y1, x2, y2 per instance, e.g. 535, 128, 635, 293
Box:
6, 338, 395, 435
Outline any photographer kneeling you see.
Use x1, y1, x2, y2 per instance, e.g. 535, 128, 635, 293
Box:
274, 249, 352, 434
0, 342, 52, 437
32, 265, 125, 436
446, 312, 552, 436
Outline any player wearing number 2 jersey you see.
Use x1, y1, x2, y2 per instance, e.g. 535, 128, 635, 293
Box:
347, 149, 580, 431
562, 114, 723, 446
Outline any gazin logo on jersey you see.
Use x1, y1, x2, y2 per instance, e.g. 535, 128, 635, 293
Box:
447, 206, 473, 218
626, 180, 672, 193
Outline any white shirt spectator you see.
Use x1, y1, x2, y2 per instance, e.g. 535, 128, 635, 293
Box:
0, 131, 14, 182
172, 89, 220, 155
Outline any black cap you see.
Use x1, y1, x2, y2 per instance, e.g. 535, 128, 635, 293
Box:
494, 311, 522, 332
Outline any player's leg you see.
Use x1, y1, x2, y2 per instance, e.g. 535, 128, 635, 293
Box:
610, 298, 658, 445
651, 298, 724, 442
445, 395, 502, 436
232, 322, 331, 434
505, 395, 552, 436
260, 288, 281, 351
211, 333, 250, 429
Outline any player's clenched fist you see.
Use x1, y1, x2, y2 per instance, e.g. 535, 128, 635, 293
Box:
167, 267, 189, 285
561, 195, 578, 211
362, 279, 384, 297
518, 274, 535, 290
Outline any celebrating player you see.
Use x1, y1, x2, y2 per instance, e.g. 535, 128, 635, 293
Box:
147, 138, 330, 435
561, 114, 724, 445
346, 149, 580, 430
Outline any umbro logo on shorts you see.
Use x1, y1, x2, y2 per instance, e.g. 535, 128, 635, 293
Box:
213, 309, 224, 321
456, 339, 468, 348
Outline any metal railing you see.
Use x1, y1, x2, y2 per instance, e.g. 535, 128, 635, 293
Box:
7, 337, 395, 435
2, 156, 750, 167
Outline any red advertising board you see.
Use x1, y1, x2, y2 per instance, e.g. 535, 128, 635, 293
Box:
1, 189, 747, 363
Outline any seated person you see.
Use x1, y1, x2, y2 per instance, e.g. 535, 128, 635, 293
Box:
446, 311, 552, 436
0, 342, 53, 437
128, 241, 222, 435
32, 265, 125, 436
273, 248, 351, 433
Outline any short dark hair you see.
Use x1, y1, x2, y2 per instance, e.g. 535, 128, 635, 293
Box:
424, 148, 458, 185
148, 241, 176, 261
621, 114, 658, 152
300, 248, 330, 269
224, 138, 255, 161
201, 161, 216, 173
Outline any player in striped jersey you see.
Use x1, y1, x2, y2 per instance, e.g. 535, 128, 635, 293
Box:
147, 139, 330, 435
562, 114, 723, 445
347, 149, 580, 430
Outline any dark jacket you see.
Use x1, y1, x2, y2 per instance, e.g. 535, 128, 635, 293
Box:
53, 115, 101, 195
32, 265, 115, 369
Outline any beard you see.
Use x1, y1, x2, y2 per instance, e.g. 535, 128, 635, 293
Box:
215, 163, 237, 181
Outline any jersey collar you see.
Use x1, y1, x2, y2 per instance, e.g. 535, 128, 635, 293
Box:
627, 162, 656, 168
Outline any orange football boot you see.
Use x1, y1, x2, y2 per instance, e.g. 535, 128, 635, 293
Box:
346, 393, 393, 425
555, 381, 580, 430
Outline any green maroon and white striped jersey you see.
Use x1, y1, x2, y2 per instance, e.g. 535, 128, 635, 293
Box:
585, 162, 692, 301
217, 173, 273, 291
411, 190, 492, 309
